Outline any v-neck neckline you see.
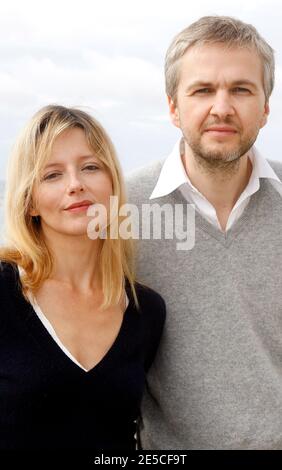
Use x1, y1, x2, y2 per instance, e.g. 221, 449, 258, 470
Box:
27, 291, 130, 373
14, 275, 135, 376
170, 180, 264, 248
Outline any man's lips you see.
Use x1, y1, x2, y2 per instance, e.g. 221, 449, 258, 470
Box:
204, 126, 237, 134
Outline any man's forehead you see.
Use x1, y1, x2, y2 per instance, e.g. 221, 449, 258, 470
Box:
179, 44, 263, 87
183, 42, 257, 57
180, 42, 262, 69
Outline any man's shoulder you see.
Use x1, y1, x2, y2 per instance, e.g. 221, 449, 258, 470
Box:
126, 159, 164, 184
125, 159, 164, 203
268, 159, 282, 179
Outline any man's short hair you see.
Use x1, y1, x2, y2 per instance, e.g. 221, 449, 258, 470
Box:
165, 16, 275, 104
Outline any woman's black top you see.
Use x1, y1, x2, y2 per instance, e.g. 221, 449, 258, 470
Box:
0, 262, 166, 450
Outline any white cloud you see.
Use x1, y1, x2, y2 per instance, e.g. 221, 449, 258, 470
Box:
0, 0, 281, 181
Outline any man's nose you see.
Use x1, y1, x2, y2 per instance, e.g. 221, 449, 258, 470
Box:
209, 91, 235, 119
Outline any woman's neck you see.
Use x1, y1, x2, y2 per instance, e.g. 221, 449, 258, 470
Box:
41, 225, 102, 293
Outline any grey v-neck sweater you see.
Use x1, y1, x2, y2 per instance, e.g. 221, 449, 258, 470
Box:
127, 158, 282, 450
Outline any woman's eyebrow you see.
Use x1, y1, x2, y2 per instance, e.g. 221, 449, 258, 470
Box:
43, 155, 97, 170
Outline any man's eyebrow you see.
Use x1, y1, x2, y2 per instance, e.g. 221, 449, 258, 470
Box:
185, 79, 259, 92
43, 154, 96, 170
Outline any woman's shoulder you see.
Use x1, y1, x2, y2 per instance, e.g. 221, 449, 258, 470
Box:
0, 262, 22, 328
0, 261, 20, 289
131, 283, 166, 371
134, 282, 165, 307
129, 281, 166, 324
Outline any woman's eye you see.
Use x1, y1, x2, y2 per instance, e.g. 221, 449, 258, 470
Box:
41, 165, 99, 181
42, 172, 61, 181
83, 165, 99, 171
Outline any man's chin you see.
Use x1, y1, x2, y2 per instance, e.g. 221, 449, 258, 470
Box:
198, 149, 241, 163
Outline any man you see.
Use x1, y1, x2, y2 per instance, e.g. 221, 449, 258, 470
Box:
127, 16, 282, 449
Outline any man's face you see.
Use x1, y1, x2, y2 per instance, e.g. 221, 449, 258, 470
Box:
168, 44, 269, 165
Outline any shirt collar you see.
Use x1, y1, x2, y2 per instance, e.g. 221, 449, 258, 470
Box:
150, 138, 282, 200
249, 146, 281, 183
150, 138, 187, 199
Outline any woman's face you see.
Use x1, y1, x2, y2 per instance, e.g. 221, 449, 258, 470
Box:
31, 127, 113, 239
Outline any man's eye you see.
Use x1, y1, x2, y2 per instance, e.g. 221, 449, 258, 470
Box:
233, 87, 250, 93
194, 88, 211, 94
193, 87, 250, 95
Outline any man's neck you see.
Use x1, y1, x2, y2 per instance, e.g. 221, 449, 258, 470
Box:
182, 144, 253, 231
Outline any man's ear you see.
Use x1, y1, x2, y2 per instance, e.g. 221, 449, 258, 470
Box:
260, 102, 270, 129
167, 95, 180, 128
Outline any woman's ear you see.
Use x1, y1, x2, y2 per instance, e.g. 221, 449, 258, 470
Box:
29, 199, 39, 217
29, 208, 38, 217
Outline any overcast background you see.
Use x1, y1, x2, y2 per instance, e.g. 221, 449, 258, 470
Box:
0, 0, 282, 180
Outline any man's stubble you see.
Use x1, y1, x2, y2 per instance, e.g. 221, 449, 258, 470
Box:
182, 124, 260, 177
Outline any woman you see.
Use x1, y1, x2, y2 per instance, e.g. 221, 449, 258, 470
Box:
0, 105, 166, 450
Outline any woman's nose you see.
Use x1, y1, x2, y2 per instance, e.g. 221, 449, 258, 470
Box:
66, 173, 85, 194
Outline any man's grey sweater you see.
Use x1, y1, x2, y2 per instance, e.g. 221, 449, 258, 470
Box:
126, 159, 282, 450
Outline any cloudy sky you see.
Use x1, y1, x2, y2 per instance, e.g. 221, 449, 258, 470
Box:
0, 0, 282, 179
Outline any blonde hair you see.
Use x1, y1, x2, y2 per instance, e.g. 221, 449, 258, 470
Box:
165, 15, 275, 104
0, 104, 137, 309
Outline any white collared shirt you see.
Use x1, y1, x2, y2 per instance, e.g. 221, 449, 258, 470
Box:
150, 138, 282, 232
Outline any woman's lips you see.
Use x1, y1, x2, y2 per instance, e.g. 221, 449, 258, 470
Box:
66, 204, 91, 213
